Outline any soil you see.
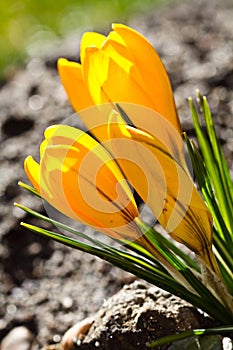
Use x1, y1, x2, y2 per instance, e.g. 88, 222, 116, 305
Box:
0, 0, 233, 349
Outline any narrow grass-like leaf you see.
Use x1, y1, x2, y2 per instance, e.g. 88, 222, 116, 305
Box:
200, 96, 233, 231
18, 181, 41, 198
15, 203, 167, 273
20, 221, 233, 323
20, 222, 193, 299
149, 227, 200, 272
187, 96, 233, 295
147, 325, 233, 348
198, 93, 233, 206
166, 334, 223, 350
189, 97, 233, 238
185, 136, 230, 238
185, 135, 233, 270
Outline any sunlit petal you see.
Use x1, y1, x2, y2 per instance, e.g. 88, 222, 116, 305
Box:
112, 23, 180, 131
24, 156, 40, 192
58, 58, 94, 111
80, 31, 106, 63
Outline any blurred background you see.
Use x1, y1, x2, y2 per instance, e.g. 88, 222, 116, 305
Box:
0, 0, 166, 79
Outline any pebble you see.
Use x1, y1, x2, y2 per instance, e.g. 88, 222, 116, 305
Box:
223, 337, 233, 350
0, 326, 33, 350
61, 316, 94, 350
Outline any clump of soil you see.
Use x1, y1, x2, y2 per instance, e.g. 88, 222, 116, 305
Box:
75, 281, 217, 350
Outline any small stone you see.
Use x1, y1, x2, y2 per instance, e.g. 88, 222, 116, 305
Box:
0, 326, 33, 350
28, 94, 44, 110
78, 281, 217, 350
223, 337, 233, 350
62, 296, 73, 309
61, 317, 94, 350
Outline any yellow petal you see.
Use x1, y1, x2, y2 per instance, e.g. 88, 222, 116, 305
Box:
112, 23, 180, 131
105, 30, 126, 47
102, 34, 145, 89
108, 115, 170, 220
58, 58, 94, 111
102, 33, 134, 74
80, 31, 106, 63
83, 47, 157, 109
164, 190, 213, 255
109, 103, 187, 168
24, 156, 40, 192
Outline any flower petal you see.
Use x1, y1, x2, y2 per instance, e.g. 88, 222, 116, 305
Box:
24, 156, 40, 192
58, 58, 94, 111
83, 46, 157, 109
112, 23, 180, 131
80, 31, 106, 63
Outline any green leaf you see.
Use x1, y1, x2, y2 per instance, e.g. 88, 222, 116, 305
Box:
138, 220, 200, 272
166, 335, 222, 350
199, 93, 233, 207
185, 135, 233, 288
187, 94, 233, 295
16, 197, 233, 324
19, 221, 193, 298
15, 203, 170, 275
146, 325, 233, 348
189, 95, 233, 239
18, 181, 41, 198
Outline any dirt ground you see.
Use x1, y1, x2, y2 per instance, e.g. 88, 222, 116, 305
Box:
0, 0, 233, 349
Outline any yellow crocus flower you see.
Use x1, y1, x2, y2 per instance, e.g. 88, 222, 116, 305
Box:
58, 23, 181, 141
57, 23, 215, 269
24, 124, 141, 241
57, 17, 215, 266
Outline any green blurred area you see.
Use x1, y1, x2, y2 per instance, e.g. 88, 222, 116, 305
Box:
0, 0, 164, 79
